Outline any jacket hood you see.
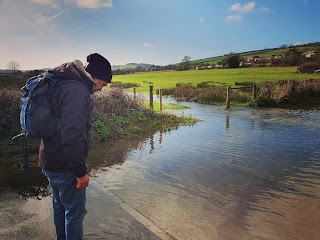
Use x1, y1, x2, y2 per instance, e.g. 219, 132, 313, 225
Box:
48, 60, 94, 93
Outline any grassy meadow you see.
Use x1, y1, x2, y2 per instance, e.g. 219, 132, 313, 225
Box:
191, 49, 289, 65
189, 45, 319, 65
112, 67, 318, 93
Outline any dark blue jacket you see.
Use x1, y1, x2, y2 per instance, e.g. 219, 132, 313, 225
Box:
40, 62, 94, 178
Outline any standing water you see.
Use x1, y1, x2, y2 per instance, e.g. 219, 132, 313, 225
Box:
1, 100, 320, 240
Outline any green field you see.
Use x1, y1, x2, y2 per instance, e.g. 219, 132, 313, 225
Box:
190, 49, 289, 65
112, 67, 319, 93
189, 45, 319, 65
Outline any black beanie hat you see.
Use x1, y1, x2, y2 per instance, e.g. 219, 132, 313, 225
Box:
85, 53, 112, 83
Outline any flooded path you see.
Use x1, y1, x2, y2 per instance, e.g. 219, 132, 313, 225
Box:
1, 100, 320, 239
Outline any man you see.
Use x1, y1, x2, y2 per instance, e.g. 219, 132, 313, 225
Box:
40, 53, 112, 240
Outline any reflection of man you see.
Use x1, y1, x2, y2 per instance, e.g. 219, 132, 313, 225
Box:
39, 53, 112, 239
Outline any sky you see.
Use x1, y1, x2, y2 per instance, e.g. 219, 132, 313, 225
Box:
0, 0, 319, 70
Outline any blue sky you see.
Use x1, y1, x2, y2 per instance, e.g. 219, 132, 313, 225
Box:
0, 0, 319, 70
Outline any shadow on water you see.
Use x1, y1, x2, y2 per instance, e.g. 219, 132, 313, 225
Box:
87, 129, 166, 176
0, 167, 50, 200
0, 128, 167, 199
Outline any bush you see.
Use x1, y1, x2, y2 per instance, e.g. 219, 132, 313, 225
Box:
93, 88, 144, 119
297, 60, 320, 73
277, 79, 320, 100
110, 82, 140, 89
196, 81, 215, 88
0, 74, 26, 88
156, 88, 175, 96
171, 84, 251, 104
259, 79, 320, 102
0, 88, 21, 130
172, 84, 196, 101
92, 119, 111, 141
235, 81, 255, 86
246, 97, 278, 108
226, 55, 242, 68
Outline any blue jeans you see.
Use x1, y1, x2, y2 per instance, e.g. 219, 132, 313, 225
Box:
43, 170, 87, 240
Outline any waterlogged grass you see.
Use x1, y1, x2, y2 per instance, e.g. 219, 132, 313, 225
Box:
145, 101, 190, 111
91, 110, 197, 141
163, 103, 190, 110
89, 88, 197, 141
112, 67, 318, 93
1, 87, 197, 172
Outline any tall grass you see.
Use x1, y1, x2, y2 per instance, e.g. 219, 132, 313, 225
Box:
0, 88, 21, 130
260, 79, 320, 101
163, 84, 251, 104
93, 88, 145, 118
110, 82, 140, 89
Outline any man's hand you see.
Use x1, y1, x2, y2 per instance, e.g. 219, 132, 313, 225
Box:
76, 174, 89, 189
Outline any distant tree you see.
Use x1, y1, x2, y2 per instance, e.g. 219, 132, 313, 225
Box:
218, 59, 227, 67
134, 65, 143, 72
297, 59, 320, 73
7, 60, 20, 72
271, 58, 281, 67
279, 44, 288, 49
226, 55, 242, 68
180, 56, 191, 70
280, 48, 305, 66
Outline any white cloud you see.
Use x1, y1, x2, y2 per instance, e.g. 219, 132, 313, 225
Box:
226, 14, 243, 22
144, 43, 153, 48
75, 21, 98, 31
31, 0, 58, 8
36, 8, 70, 24
229, 2, 255, 13
32, 0, 52, 4
31, 0, 113, 9
260, 6, 270, 12
226, 2, 255, 22
75, 0, 112, 9
292, 41, 304, 46
87, 45, 97, 50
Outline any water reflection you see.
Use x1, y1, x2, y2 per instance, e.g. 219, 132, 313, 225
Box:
0, 167, 50, 199
1, 103, 320, 240
87, 130, 166, 175
246, 161, 320, 240
88, 106, 320, 240
225, 111, 230, 129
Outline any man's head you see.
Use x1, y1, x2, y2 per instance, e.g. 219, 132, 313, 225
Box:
85, 53, 112, 92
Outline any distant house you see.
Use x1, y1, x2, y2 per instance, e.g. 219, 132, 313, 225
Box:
302, 51, 320, 58
302, 51, 315, 58
246, 56, 259, 62
214, 64, 224, 68
195, 65, 214, 70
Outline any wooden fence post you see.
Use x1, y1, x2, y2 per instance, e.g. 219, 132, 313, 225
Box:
226, 87, 231, 109
133, 87, 136, 98
159, 88, 163, 112
252, 84, 257, 100
150, 85, 153, 110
